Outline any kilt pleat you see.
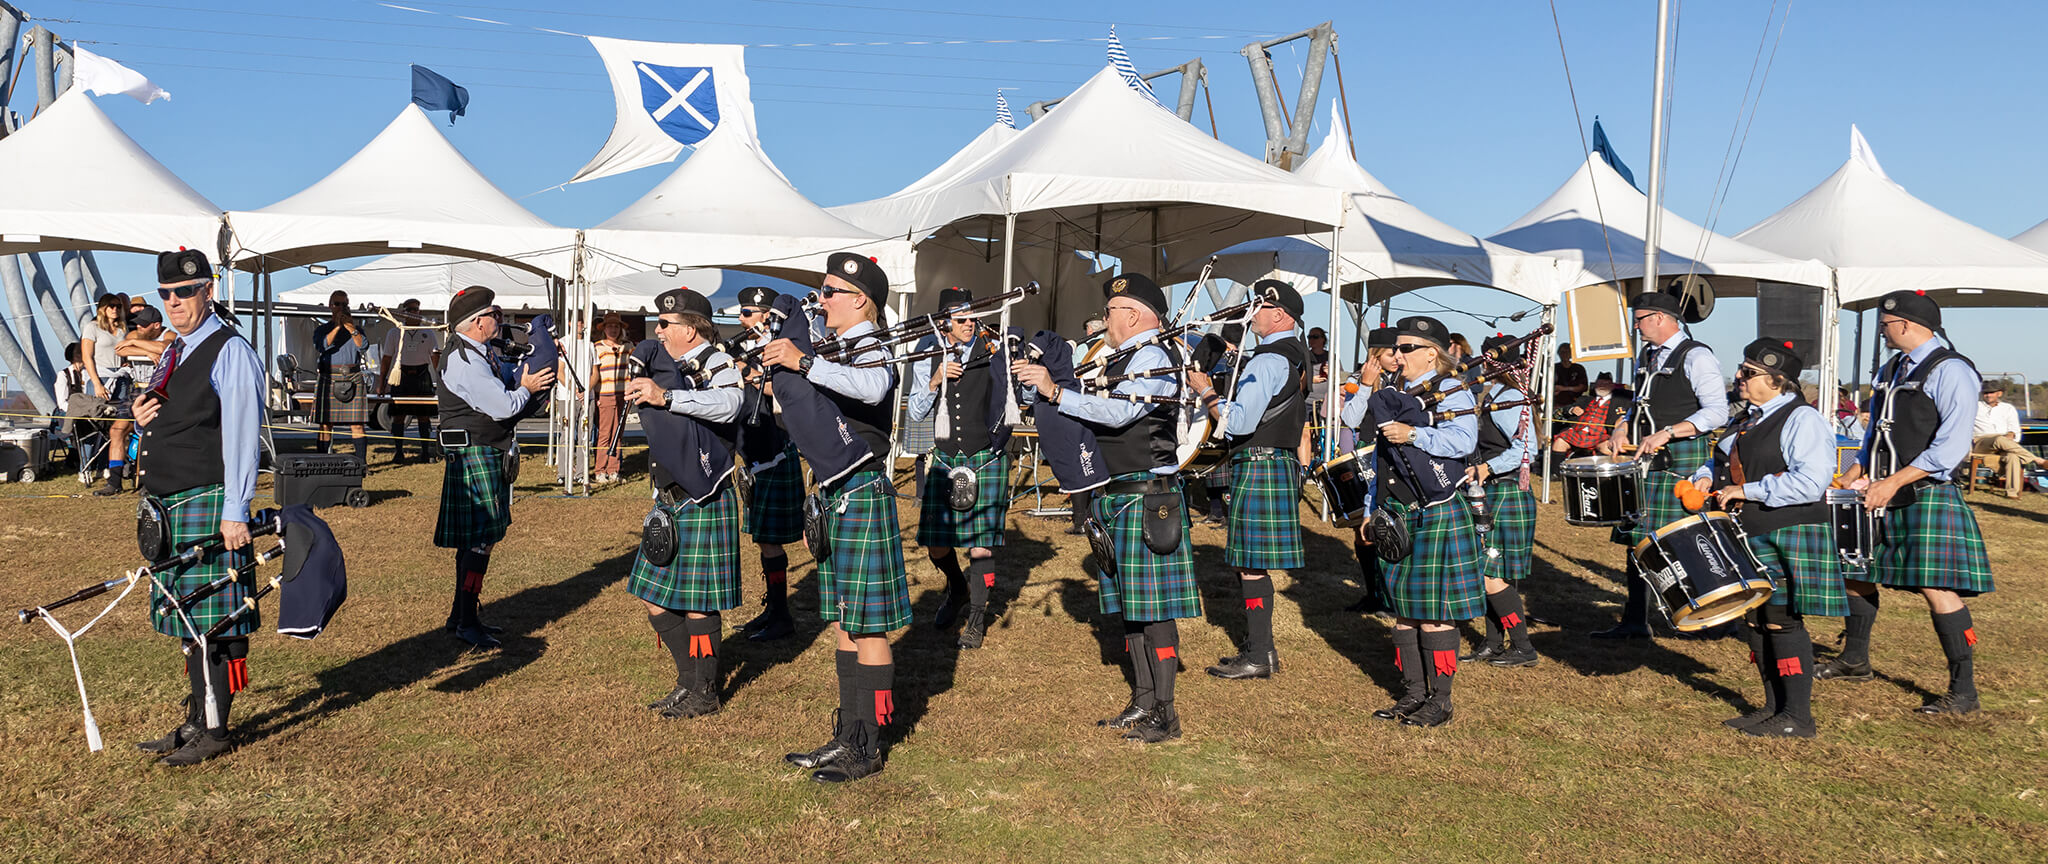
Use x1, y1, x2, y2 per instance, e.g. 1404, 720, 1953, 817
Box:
434, 445, 512, 549
629, 489, 742, 611
916, 450, 1012, 549
1383, 498, 1486, 622
1614, 436, 1714, 545
816, 470, 912, 633
1225, 451, 1304, 570
1479, 482, 1537, 583
149, 484, 256, 638
1746, 522, 1847, 617
317, 366, 371, 425
1093, 472, 1202, 622
744, 449, 805, 544
1873, 484, 1994, 596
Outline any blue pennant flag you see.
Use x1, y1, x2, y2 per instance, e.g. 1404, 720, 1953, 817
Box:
995, 90, 1015, 129
1591, 117, 1636, 190
410, 64, 470, 125
1106, 26, 1164, 108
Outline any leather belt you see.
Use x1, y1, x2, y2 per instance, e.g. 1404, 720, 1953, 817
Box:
1102, 476, 1179, 497
1232, 446, 1289, 462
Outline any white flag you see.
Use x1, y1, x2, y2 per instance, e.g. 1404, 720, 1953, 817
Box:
567, 38, 760, 185
70, 47, 171, 105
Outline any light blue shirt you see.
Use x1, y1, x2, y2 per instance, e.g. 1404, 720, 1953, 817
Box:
158, 312, 266, 521
1691, 392, 1833, 507
1216, 329, 1294, 438
808, 319, 895, 405
1642, 330, 1728, 434
444, 333, 530, 421
316, 319, 365, 366
907, 333, 978, 422
1407, 371, 1477, 460
1858, 336, 1977, 481
1483, 384, 1537, 476
664, 342, 742, 423
1341, 383, 1375, 430
1058, 328, 1178, 476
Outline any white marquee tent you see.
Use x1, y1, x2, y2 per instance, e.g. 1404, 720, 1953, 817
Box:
828, 121, 1018, 239
2013, 218, 2048, 254
275, 253, 805, 313
0, 90, 221, 258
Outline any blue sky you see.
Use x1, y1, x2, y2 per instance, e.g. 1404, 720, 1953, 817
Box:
8, 0, 2048, 386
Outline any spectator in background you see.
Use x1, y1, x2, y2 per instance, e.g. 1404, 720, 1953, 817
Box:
116, 307, 168, 386
591, 313, 632, 484
1307, 327, 1331, 384
379, 298, 442, 464
1553, 372, 1623, 464
1835, 385, 1869, 439
1972, 381, 2045, 499
55, 342, 90, 435
313, 290, 370, 460
1551, 342, 1589, 436
81, 294, 133, 495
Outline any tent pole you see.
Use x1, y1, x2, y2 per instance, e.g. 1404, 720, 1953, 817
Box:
1851, 306, 1865, 400
1000, 211, 1019, 429
1641, 0, 1672, 304
1540, 306, 1558, 503
1324, 212, 1341, 464
1818, 274, 1839, 411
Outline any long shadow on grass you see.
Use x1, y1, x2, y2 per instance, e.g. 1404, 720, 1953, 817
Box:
1287, 526, 1403, 696
233, 550, 635, 745
719, 545, 829, 702
1529, 538, 1747, 710
1966, 497, 2048, 526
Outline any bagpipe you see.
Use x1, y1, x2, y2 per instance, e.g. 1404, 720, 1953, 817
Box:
760, 291, 880, 486
17, 505, 347, 752
1391, 323, 1553, 412
489, 312, 561, 421
1008, 330, 1113, 494
629, 339, 738, 506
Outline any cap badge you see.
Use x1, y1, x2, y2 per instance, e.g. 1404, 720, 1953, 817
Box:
1111, 277, 1128, 292
841, 258, 860, 275
1762, 352, 1780, 366
180, 258, 198, 276
1883, 299, 1896, 310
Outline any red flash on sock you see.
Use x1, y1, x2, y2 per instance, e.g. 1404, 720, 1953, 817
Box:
1155, 645, 1177, 662
1748, 650, 1758, 666
766, 571, 787, 586
1964, 627, 1978, 647
1776, 656, 1803, 677
227, 658, 248, 693
1393, 649, 1403, 671
1245, 597, 1266, 610
688, 633, 714, 658
983, 572, 996, 587
1500, 612, 1522, 630
459, 569, 486, 593
874, 690, 895, 726
1433, 650, 1458, 677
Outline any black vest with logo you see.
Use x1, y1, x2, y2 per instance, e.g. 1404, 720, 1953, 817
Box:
1870, 345, 1977, 479
935, 337, 996, 456
1633, 338, 1706, 435
645, 346, 740, 501
1085, 341, 1180, 477
437, 336, 519, 452
1232, 336, 1308, 452
1470, 383, 1520, 467
140, 327, 235, 496
826, 333, 897, 465
1714, 399, 1828, 534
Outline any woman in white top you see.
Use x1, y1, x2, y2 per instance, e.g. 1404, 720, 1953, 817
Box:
79, 294, 134, 495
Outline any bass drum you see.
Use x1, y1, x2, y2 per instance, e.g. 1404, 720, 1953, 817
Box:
1175, 412, 1229, 477
1311, 446, 1375, 527
1631, 511, 1775, 631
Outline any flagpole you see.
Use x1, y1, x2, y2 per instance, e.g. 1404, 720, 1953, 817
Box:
1642, 0, 1672, 301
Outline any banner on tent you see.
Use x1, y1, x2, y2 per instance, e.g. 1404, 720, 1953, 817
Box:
1564, 283, 1633, 362
567, 38, 760, 185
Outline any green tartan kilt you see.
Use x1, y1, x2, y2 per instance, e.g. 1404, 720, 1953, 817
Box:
317, 366, 371, 425
744, 450, 805, 544
1479, 481, 1537, 583
1225, 450, 1304, 570
1093, 473, 1202, 622
628, 488, 742, 611
916, 449, 1011, 549
434, 445, 512, 550
1745, 522, 1847, 617
1616, 436, 1714, 545
816, 470, 912, 634
149, 484, 256, 639
1383, 498, 1486, 622
1872, 484, 1994, 596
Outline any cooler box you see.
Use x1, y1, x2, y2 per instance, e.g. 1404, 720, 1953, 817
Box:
0, 426, 53, 483
274, 453, 368, 509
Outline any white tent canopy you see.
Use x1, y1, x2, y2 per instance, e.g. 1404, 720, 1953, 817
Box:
1488, 153, 1830, 296
0, 90, 221, 257
1737, 127, 2048, 309
2013, 217, 2048, 254
581, 126, 912, 289
275, 253, 805, 313
226, 105, 577, 279
828, 121, 1019, 239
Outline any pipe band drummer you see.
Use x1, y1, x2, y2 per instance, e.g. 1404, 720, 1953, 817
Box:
1682, 338, 1844, 738
1011, 272, 1199, 744
1467, 332, 1541, 669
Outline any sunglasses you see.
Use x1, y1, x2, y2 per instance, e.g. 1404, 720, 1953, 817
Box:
1392, 343, 1432, 354
820, 287, 862, 299
157, 281, 208, 300
1735, 367, 1760, 381
654, 319, 674, 329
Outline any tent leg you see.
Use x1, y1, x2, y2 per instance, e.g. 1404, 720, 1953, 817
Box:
1540, 306, 1558, 504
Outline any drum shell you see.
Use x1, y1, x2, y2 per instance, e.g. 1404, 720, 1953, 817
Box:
1313, 447, 1374, 527
1824, 488, 1877, 567
1630, 512, 1775, 631
1559, 456, 1641, 527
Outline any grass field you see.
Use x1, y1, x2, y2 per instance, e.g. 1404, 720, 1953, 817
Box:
2, 453, 2044, 863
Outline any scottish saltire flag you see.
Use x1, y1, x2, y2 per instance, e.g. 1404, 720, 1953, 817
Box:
567, 38, 761, 184
410, 65, 469, 125
995, 90, 1015, 129
1591, 117, 1636, 190
1106, 26, 1164, 108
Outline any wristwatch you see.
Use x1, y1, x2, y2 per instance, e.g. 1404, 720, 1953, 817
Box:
798, 354, 815, 376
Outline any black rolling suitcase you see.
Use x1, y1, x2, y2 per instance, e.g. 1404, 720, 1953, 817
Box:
274, 453, 369, 509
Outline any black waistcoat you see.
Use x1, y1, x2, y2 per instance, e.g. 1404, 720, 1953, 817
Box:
1715, 400, 1828, 534
935, 337, 995, 456
437, 337, 519, 452
1633, 338, 1706, 435
644, 346, 740, 501
1232, 336, 1308, 452
1084, 341, 1180, 476
826, 335, 897, 465
140, 327, 235, 496
1470, 383, 1518, 467
1870, 345, 1976, 479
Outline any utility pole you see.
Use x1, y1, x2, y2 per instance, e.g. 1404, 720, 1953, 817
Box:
1026, 58, 1207, 122
1241, 22, 1335, 168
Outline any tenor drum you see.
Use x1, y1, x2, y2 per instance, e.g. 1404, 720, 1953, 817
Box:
1631, 512, 1776, 631
1559, 455, 1642, 527
1825, 488, 1878, 569
1312, 446, 1376, 527
1175, 413, 1229, 477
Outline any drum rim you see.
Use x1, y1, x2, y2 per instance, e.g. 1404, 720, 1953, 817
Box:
1667, 580, 1775, 631
1823, 488, 1864, 504
1558, 455, 1641, 477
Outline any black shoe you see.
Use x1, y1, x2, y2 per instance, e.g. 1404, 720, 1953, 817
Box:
739, 605, 779, 633
1206, 649, 1278, 680
647, 684, 690, 712
1463, 643, 1505, 663
1722, 706, 1776, 731
443, 614, 504, 635
93, 477, 124, 496
1914, 693, 1980, 715
1741, 712, 1816, 738
1590, 623, 1653, 640
1098, 702, 1153, 730
812, 719, 881, 783
1814, 658, 1874, 682
454, 624, 501, 649
785, 710, 852, 769
137, 721, 201, 755
746, 611, 795, 642
1485, 647, 1540, 668
159, 732, 232, 767
658, 687, 721, 719
932, 591, 965, 630
1400, 702, 1454, 728
1123, 701, 1181, 743
957, 606, 988, 649
1064, 524, 1085, 536
1372, 695, 1426, 721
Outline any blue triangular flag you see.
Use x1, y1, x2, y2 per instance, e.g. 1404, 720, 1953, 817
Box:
411, 64, 470, 125
1591, 117, 1636, 190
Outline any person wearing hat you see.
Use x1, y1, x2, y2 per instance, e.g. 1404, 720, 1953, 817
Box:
82, 293, 135, 495
1338, 324, 1403, 616
1464, 332, 1542, 668
128, 248, 267, 766
1367, 315, 1485, 727
313, 290, 371, 462
761, 252, 909, 783
378, 298, 443, 464
623, 288, 745, 719
1012, 271, 1202, 744
1188, 322, 1245, 528
1186, 279, 1309, 681
589, 311, 633, 484
1554, 372, 1622, 461
1828, 290, 1991, 714
433, 286, 555, 650
1593, 291, 1728, 639
1679, 338, 1843, 737
726, 286, 802, 642
114, 305, 169, 382
1971, 379, 2044, 499
907, 287, 1016, 649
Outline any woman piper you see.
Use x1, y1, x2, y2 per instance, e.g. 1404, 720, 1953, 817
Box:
1681, 339, 1842, 738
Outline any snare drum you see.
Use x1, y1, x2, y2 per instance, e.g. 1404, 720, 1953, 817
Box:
1559, 455, 1643, 527
1631, 512, 1776, 631
1825, 488, 1878, 569
1312, 446, 1376, 527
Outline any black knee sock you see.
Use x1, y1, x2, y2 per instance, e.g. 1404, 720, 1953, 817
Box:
1353, 543, 1386, 611
1621, 558, 1650, 628
1840, 590, 1879, 666
201, 638, 248, 737
1393, 627, 1424, 701
1419, 629, 1460, 708
685, 614, 722, 693
1744, 622, 1778, 717
1931, 608, 1978, 698
966, 555, 994, 607
1123, 621, 1154, 709
1143, 620, 1179, 706
931, 551, 965, 597
649, 612, 691, 687
761, 552, 789, 613
1770, 623, 1815, 724
1241, 577, 1274, 656
456, 547, 491, 626
835, 649, 859, 722
857, 660, 896, 731
353, 435, 369, 461
1488, 587, 1531, 650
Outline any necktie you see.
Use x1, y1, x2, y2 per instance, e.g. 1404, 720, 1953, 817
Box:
149, 338, 185, 395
